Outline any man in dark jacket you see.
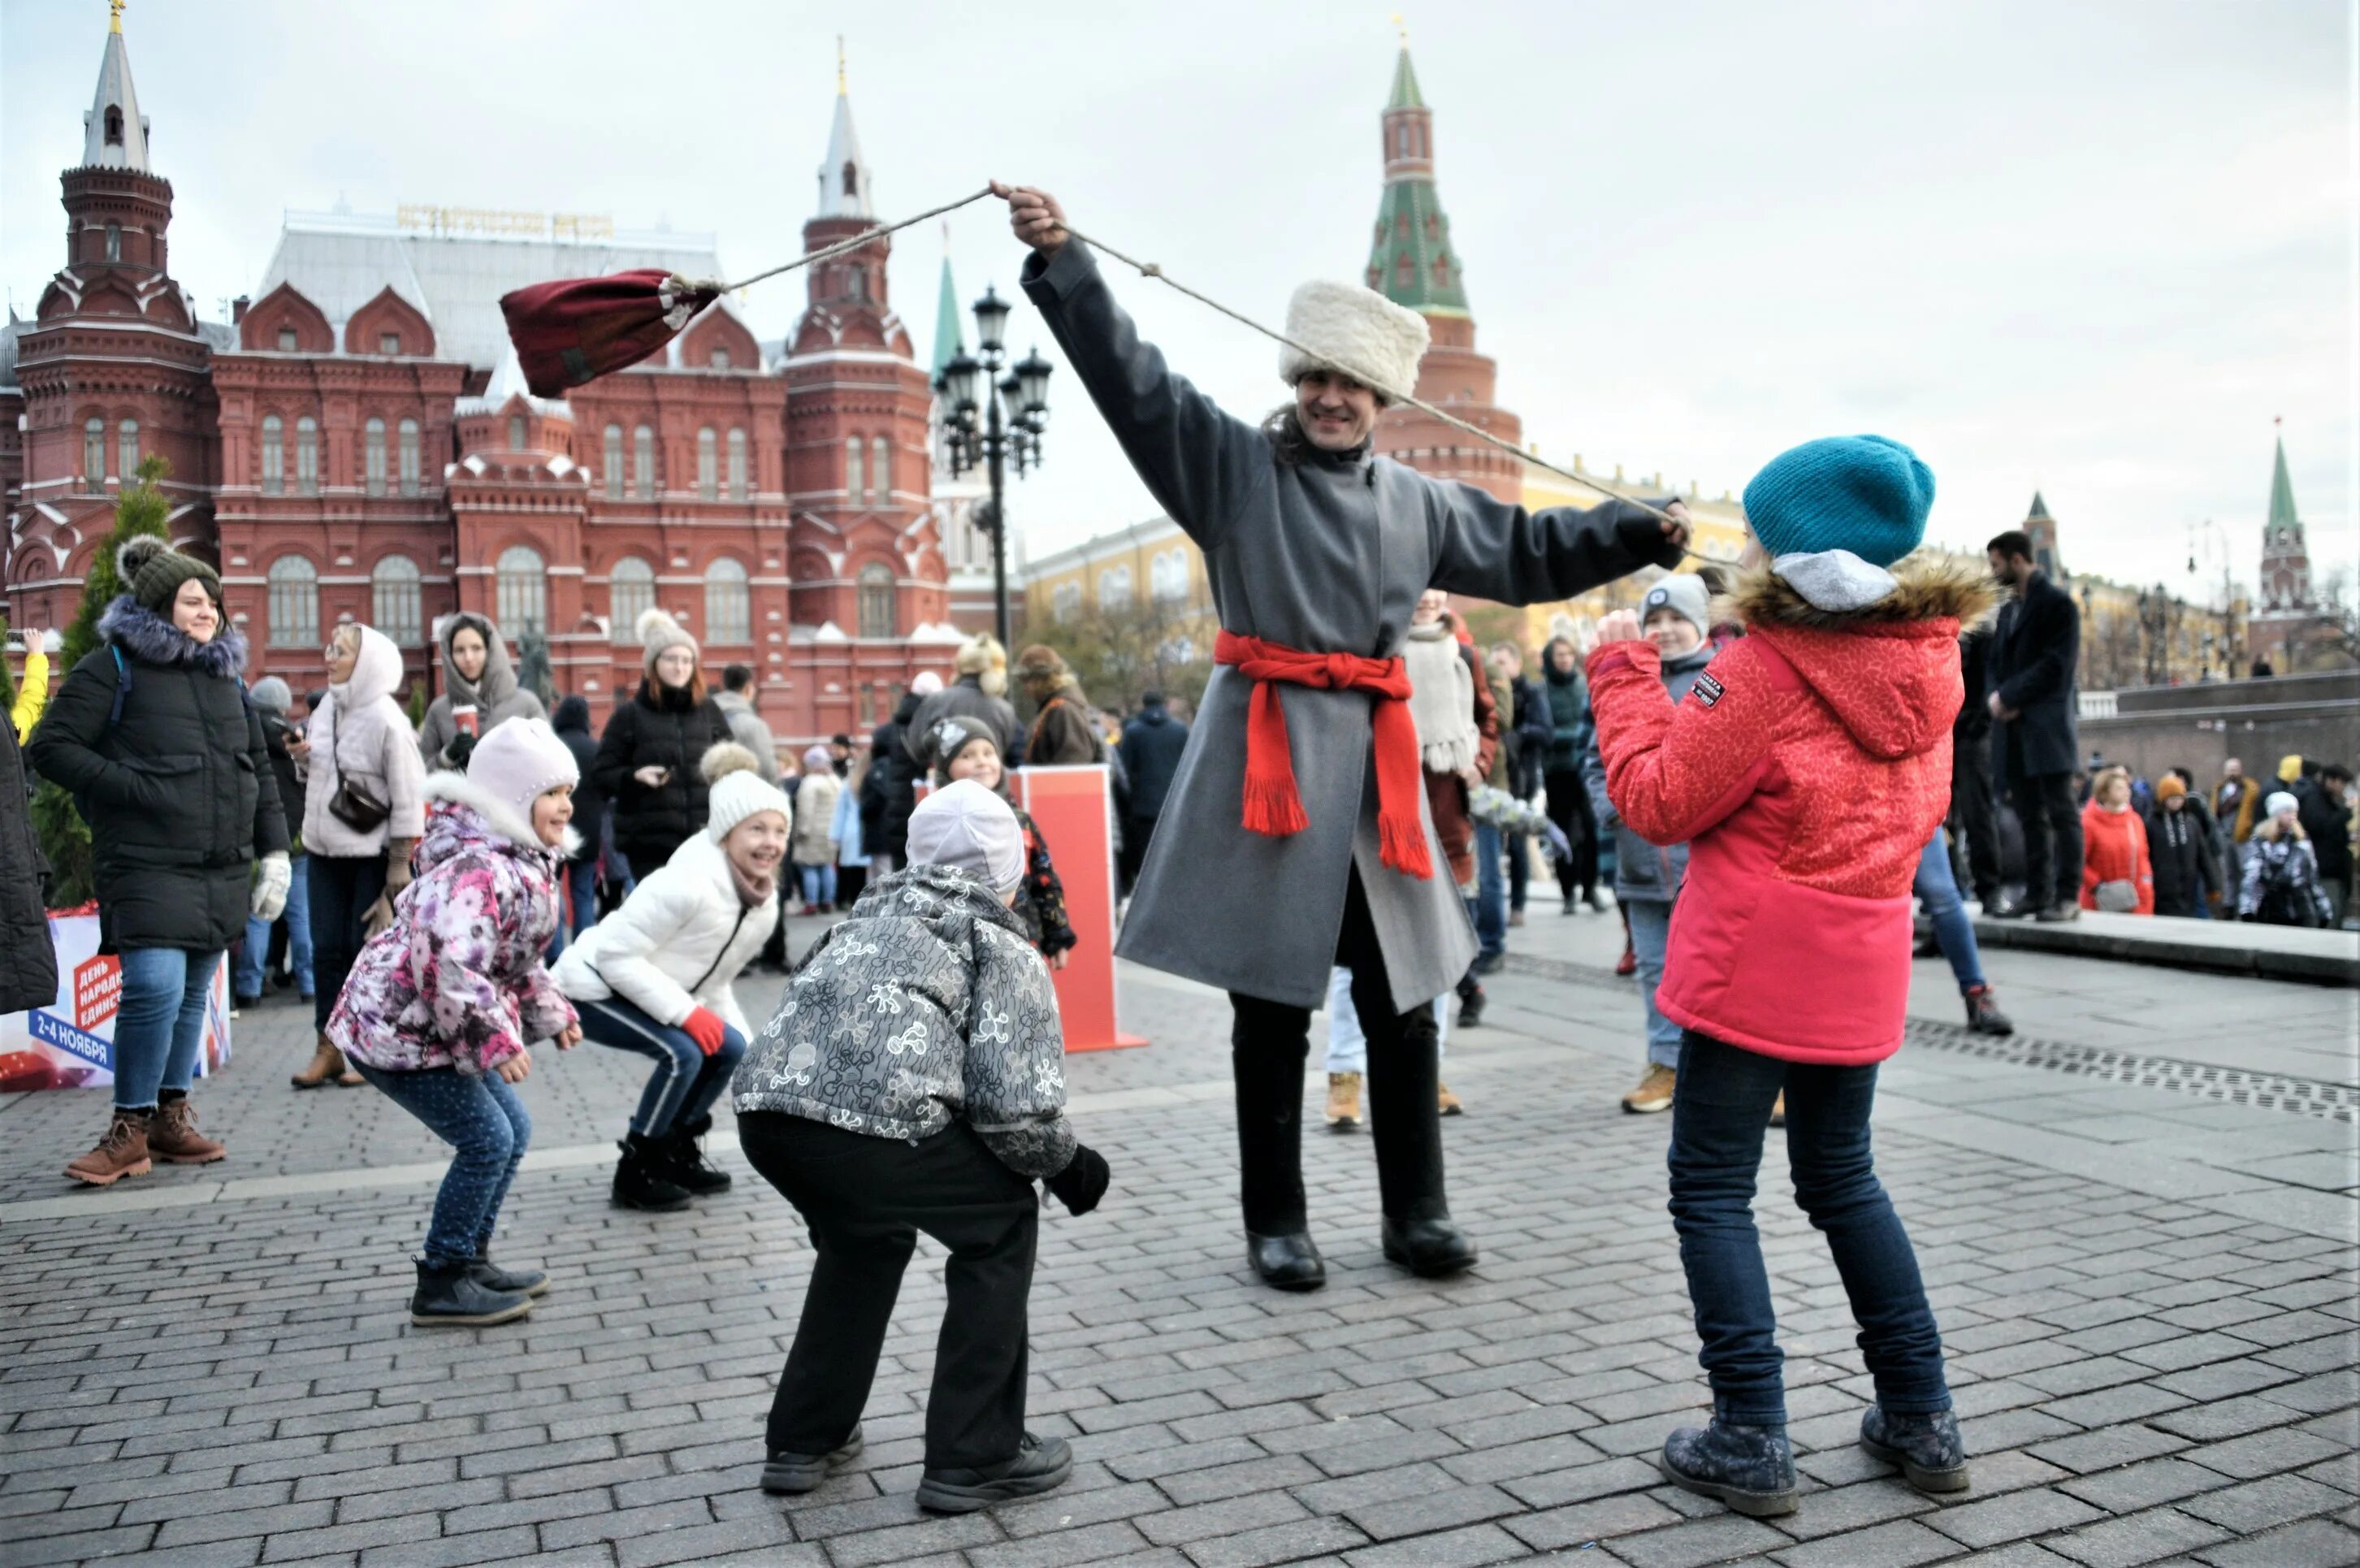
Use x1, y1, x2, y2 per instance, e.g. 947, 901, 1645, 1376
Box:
1015, 645, 1106, 767
551, 695, 606, 947
1118, 692, 1189, 894
2297, 762, 2354, 924
1985, 531, 2082, 920
1949, 626, 2002, 907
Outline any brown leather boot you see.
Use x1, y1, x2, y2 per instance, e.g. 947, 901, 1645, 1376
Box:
148, 1094, 225, 1165
65, 1110, 152, 1186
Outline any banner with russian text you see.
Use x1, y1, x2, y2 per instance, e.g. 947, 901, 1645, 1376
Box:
0, 906, 232, 1091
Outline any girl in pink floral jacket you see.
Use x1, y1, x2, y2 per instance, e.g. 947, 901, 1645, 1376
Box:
329, 719, 584, 1328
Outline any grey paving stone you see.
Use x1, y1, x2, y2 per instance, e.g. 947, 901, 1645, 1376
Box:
963, 1519, 1157, 1568
1339, 1521, 1531, 1567
2028, 1422, 2192, 1474
1341, 1481, 1520, 1542
1178, 1514, 1372, 1568
2046, 1505, 2232, 1568
2193, 1517, 2360, 1566
2177, 1471, 2354, 1532
1769, 1518, 1960, 1568
1609, 1514, 1795, 1568
1926, 1485, 2107, 1548
2058, 1456, 2232, 1513
1499, 1492, 1683, 1551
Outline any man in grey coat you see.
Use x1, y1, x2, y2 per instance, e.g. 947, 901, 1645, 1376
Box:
1004, 184, 1689, 1289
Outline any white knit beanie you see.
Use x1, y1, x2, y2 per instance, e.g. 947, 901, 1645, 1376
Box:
1276, 279, 1431, 405
702, 742, 794, 842
638, 607, 699, 678
2265, 790, 2299, 819
910, 670, 945, 697
907, 778, 1024, 894
466, 718, 578, 826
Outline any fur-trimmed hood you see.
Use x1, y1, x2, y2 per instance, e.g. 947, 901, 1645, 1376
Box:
420, 770, 580, 864
1727, 551, 1998, 634
97, 594, 249, 678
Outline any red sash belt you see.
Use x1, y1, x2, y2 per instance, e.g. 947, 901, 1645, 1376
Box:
1214, 630, 1432, 880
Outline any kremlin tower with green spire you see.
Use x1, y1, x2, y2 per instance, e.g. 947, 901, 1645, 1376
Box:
1364, 35, 1524, 504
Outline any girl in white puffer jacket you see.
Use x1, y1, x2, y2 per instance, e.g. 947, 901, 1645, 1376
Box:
553, 743, 790, 1211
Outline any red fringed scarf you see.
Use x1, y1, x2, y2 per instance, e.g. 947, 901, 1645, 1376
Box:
1214, 630, 1432, 880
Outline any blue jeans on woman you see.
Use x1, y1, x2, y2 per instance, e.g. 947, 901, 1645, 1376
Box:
112, 948, 223, 1111
1625, 899, 1683, 1070
1472, 821, 1507, 961
574, 994, 747, 1137
1667, 1029, 1951, 1427
236, 851, 313, 1001
350, 1062, 530, 1267
1913, 829, 1985, 994
546, 859, 601, 963
799, 863, 837, 909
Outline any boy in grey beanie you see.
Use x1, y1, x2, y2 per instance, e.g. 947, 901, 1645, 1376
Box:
732, 778, 1106, 1514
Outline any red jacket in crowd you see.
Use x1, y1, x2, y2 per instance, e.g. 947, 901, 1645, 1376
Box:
1587, 557, 1995, 1066
2079, 800, 2156, 915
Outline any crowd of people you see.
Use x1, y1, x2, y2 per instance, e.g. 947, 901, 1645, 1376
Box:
3, 179, 2352, 1527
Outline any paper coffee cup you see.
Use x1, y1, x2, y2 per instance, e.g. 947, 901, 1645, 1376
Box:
453, 705, 479, 737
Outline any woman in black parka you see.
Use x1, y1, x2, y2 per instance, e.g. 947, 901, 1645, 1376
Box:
31, 535, 290, 1185
592, 609, 734, 881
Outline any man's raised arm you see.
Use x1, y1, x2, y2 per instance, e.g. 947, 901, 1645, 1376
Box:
1428, 477, 1692, 606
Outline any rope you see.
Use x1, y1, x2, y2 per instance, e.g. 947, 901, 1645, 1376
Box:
713, 186, 998, 293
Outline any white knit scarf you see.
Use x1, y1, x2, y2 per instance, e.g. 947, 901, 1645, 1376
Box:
1403, 622, 1477, 775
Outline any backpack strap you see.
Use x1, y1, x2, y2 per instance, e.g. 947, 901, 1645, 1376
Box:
106, 645, 129, 728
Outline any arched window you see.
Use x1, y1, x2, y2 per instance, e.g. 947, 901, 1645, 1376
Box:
608, 556, 653, 641
117, 419, 139, 482
1433, 257, 1450, 288
508, 414, 527, 453
1152, 548, 1189, 604
261, 415, 284, 493
266, 556, 319, 648
364, 418, 387, 495
1426, 214, 1440, 241
1052, 583, 1081, 624
696, 427, 717, 500
105, 106, 123, 145
842, 161, 858, 197
704, 557, 750, 643
1098, 565, 1133, 611
380, 331, 401, 356
105, 223, 122, 262
371, 555, 422, 647
1395, 123, 1408, 158
1396, 254, 1413, 288
845, 436, 863, 502
708, 345, 731, 370
296, 417, 319, 493
727, 428, 747, 500
496, 546, 546, 633
84, 418, 106, 486
870, 436, 890, 505
857, 564, 897, 640
398, 418, 421, 494
634, 424, 655, 497
603, 424, 623, 498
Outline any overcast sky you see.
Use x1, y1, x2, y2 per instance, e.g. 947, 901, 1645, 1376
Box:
4, 1, 2352, 602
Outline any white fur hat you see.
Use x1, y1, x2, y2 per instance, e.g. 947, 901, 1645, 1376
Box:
464, 717, 579, 832
1277, 280, 1431, 405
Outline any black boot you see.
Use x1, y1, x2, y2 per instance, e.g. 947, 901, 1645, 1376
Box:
1245, 1230, 1327, 1291
1659, 1414, 1798, 1517
1457, 982, 1487, 1029
1381, 1215, 1479, 1276
611, 1133, 692, 1212
409, 1259, 533, 1327
1963, 985, 2013, 1037
916, 1433, 1073, 1514
661, 1114, 732, 1196
468, 1247, 548, 1298
1230, 996, 1321, 1291
1860, 1406, 1971, 1494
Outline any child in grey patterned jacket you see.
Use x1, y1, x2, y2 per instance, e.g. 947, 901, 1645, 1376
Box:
732, 778, 1109, 1514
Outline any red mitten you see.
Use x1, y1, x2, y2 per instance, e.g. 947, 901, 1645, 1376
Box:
682, 1007, 726, 1056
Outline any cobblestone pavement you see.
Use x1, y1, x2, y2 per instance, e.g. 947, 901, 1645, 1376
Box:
2, 907, 2354, 1567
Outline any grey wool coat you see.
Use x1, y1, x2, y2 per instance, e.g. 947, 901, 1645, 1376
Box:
1023, 241, 1679, 1013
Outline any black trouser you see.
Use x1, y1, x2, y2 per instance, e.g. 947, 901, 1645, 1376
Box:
738, 1114, 1039, 1471
2008, 770, 2083, 909
1119, 812, 1160, 898
306, 852, 387, 1032
1228, 870, 1448, 1234
760, 874, 795, 968
1544, 769, 1596, 900
1949, 739, 2002, 904
624, 846, 674, 886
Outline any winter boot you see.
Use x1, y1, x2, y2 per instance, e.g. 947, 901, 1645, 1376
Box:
1457, 983, 1487, 1029
1964, 985, 2014, 1037
661, 1114, 733, 1196
469, 1247, 549, 1298
1380, 1214, 1479, 1277
1860, 1406, 1971, 1494
64, 1109, 152, 1186
147, 1092, 225, 1164
1659, 1415, 1798, 1517
761, 1424, 865, 1495
1622, 1063, 1676, 1115
916, 1432, 1073, 1514
292, 1034, 344, 1089
611, 1133, 692, 1212
1436, 1082, 1463, 1116
2035, 902, 2081, 923
1324, 1072, 1363, 1129
409, 1259, 533, 1327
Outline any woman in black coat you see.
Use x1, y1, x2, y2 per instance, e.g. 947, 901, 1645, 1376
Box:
30, 536, 290, 1185
592, 610, 734, 882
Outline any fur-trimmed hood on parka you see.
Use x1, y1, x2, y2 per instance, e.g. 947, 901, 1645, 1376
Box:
1725, 552, 1998, 763
97, 594, 249, 678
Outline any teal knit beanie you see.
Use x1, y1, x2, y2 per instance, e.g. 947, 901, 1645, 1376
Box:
1741, 435, 1933, 569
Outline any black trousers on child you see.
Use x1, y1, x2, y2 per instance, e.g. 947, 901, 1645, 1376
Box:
1228, 869, 1448, 1235
738, 1112, 1039, 1471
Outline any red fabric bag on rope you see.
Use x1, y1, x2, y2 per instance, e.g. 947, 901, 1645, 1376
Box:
498, 269, 720, 397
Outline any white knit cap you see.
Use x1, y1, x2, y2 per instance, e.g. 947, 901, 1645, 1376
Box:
1276, 279, 1431, 405
907, 778, 1024, 894
1640, 574, 1712, 641
910, 670, 945, 697
2265, 790, 2299, 818
466, 718, 578, 825
702, 742, 793, 842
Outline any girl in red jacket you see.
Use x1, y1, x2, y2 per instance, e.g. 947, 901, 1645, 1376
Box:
1588, 435, 1992, 1520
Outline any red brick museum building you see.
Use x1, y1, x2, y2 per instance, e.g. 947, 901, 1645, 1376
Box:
2, 11, 967, 743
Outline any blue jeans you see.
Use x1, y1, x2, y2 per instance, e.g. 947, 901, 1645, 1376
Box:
799, 864, 837, 907
547, 860, 600, 962
1473, 821, 1506, 959
574, 994, 747, 1137
351, 1062, 531, 1267
1912, 830, 1985, 994
112, 947, 223, 1111
236, 851, 313, 1000
1324, 965, 1448, 1071
1667, 1029, 1951, 1426
1625, 898, 1682, 1069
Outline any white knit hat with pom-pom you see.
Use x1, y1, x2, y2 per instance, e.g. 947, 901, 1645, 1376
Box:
637, 606, 699, 678
702, 741, 794, 842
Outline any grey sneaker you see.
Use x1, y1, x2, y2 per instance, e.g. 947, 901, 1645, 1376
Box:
916, 1432, 1072, 1514
2035, 903, 2081, 923
760, 1424, 864, 1494
1860, 1406, 1970, 1493
1659, 1417, 1797, 1517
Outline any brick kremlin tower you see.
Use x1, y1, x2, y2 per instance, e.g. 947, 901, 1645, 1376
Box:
2256, 427, 2313, 616
1362, 39, 1523, 504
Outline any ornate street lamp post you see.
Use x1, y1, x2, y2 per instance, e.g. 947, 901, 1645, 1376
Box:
937, 284, 1052, 651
